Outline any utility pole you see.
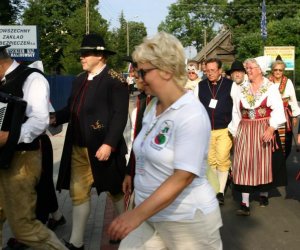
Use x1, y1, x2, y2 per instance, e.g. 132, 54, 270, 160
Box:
86, 0, 89, 34
204, 29, 207, 59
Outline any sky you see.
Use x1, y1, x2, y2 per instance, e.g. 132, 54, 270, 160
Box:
98, 0, 177, 36
98, 0, 197, 58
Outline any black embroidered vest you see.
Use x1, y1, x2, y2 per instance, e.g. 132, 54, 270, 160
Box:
0, 64, 44, 150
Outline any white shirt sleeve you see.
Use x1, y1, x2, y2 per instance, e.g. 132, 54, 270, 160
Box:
18, 72, 50, 143
285, 79, 300, 117
268, 84, 286, 129
193, 83, 199, 97
228, 83, 241, 137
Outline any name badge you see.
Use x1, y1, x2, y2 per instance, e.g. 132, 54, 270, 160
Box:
135, 155, 145, 175
209, 99, 218, 109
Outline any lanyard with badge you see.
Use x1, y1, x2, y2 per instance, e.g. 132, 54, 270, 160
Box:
208, 78, 223, 109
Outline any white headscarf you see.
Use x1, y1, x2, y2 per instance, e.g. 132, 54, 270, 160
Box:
254, 56, 271, 75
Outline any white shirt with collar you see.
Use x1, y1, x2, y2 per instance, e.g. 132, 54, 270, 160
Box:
4, 60, 50, 143
133, 91, 219, 222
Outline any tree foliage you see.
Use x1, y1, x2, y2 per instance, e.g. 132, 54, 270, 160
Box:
22, 0, 109, 75
0, 0, 25, 24
223, 0, 300, 60
109, 12, 147, 72
158, 0, 227, 50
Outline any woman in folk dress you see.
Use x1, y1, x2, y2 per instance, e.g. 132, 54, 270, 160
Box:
228, 57, 286, 216
268, 60, 300, 158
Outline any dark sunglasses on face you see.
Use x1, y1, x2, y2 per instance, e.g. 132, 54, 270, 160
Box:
273, 68, 283, 72
188, 72, 196, 75
137, 67, 158, 80
80, 51, 102, 57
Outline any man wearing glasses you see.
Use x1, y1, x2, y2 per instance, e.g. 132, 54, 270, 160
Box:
196, 58, 233, 206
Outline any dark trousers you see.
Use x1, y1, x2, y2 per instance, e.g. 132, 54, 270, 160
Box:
35, 134, 59, 224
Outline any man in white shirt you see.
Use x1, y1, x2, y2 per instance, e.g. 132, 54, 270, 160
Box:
0, 45, 67, 249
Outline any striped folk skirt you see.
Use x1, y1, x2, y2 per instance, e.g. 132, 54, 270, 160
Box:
233, 118, 287, 193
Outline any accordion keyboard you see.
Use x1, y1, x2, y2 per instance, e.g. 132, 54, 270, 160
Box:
0, 102, 8, 130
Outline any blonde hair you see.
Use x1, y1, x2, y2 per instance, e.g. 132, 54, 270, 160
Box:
132, 32, 187, 87
271, 60, 286, 71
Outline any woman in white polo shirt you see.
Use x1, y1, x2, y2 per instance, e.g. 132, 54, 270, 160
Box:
108, 32, 222, 250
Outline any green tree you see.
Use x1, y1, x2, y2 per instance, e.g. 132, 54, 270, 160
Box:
61, 3, 110, 74
22, 0, 109, 75
223, 0, 299, 60
0, 0, 25, 24
158, 0, 227, 51
109, 12, 147, 72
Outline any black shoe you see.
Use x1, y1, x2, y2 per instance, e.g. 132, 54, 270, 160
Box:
5, 238, 29, 249
216, 192, 224, 205
109, 239, 121, 244
259, 196, 269, 207
47, 215, 66, 230
236, 203, 250, 216
64, 241, 84, 250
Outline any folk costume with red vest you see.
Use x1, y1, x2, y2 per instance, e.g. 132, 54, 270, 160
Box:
228, 78, 287, 192
269, 75, 300, 158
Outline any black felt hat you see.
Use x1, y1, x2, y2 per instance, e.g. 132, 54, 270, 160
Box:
226, 60, 245, 75
76, 33, 116, 55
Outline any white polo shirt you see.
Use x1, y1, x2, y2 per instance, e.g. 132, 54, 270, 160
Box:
133, 91, 219, 222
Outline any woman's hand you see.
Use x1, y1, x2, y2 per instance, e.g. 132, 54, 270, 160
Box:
108, 209, 143, 241
292, 117, 298, 127
262, 126, 275, 143
95, 144, 112, 161
108, 170, 195, 240
122, 175, 132, 194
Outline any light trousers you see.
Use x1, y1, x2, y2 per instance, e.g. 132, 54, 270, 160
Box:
0, 150, 67, 250
208, 128, 232, 172
70, 146, 124, 207
119, 208, 223, 250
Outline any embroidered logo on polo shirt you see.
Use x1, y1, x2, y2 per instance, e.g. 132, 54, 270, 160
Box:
151, 120, 173, 150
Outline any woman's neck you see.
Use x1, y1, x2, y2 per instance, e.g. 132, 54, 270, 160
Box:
274, 76, 282, 82
250, 76, 264, 93
156, 85, 185, 116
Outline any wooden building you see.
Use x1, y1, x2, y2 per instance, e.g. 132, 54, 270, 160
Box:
194, 29, 235, 67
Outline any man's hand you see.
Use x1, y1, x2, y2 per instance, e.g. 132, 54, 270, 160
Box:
95, 144, 112, 161
49, 112, 56, 125
0, 131, 9, 147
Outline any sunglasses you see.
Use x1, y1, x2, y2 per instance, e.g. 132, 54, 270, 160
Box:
137, 67, 158, 80
273, 69, 283, 72
188, 72, 196, 75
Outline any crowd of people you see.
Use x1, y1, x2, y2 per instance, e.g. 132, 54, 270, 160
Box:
0, 30, 299, 250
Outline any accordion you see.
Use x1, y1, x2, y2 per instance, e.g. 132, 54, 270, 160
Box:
0, 92, 27, 169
